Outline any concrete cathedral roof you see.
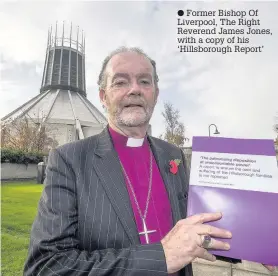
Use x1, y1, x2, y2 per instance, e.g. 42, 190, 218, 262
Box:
2, 89, 107, 127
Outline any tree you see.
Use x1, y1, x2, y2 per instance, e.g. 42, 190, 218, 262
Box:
1, 115, 58, 152
159, 102, 188, 147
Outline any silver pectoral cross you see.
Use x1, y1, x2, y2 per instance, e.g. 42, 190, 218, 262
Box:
139, 219, 156, 244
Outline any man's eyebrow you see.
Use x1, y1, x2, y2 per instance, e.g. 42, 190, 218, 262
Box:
137, 73, 152, 79
110, 72, 153, 83
111, 73, 130, 82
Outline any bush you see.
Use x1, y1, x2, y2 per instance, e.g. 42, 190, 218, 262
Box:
1, 148, 46, 164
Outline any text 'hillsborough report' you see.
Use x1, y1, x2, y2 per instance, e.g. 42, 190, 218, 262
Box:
176, 9, 273, 54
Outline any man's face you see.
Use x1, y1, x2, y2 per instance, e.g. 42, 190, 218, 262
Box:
100, 52, 158, 128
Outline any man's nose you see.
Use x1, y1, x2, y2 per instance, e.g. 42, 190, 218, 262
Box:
127, 81, 142, 95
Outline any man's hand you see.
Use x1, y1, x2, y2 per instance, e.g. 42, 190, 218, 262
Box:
161, 212, 232, 274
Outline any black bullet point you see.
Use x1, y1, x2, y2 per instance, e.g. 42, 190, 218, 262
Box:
178, 10, 184, 16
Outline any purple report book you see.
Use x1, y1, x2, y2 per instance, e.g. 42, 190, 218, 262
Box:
187, 136, 278, 266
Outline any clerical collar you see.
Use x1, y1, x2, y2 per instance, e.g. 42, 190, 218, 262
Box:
109, 126, 147, 148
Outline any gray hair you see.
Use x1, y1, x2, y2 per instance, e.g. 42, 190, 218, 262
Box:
97, 46, 159, 90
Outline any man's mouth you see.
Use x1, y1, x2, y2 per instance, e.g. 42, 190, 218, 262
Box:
124, 104, 143, 108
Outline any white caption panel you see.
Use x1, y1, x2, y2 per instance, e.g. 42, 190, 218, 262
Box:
190, 151, 278, 193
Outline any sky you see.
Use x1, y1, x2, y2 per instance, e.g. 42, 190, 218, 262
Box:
0, 1, 278, 146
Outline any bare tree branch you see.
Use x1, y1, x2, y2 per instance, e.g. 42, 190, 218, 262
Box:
160, 102, 188, 148
1, 115, 58, 152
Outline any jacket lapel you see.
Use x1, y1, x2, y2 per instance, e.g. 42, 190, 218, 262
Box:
148, 136, 182, 226
93, 128, 140, 245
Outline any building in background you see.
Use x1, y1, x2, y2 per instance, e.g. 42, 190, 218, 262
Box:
1, 22, 107, 148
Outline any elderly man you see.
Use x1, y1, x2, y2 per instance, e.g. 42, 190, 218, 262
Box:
24, 47, 275, 275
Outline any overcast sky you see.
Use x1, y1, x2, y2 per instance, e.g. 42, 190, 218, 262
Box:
0, 1, 277, 146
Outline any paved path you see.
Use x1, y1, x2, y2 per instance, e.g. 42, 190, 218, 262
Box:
192, 259, 278, 276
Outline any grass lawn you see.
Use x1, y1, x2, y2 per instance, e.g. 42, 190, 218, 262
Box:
1, 181, 44, 276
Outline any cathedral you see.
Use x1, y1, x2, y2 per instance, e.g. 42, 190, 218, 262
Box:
1, 22, 107, 148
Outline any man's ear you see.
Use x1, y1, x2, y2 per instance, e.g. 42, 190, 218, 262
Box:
99, 89, 107, 109
154, 87, 159, 104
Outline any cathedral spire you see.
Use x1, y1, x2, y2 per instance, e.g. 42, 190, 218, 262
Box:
40, 22, 86, 96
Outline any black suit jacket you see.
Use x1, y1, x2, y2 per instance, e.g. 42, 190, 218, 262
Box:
24, 127, 193, 276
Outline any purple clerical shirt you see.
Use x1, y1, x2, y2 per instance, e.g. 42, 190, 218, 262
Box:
109, 127, 174, 244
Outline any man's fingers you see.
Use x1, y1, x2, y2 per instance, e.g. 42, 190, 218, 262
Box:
185, 212, 222, 225
197, 248, 216, 262
197, 224, 232, 239
198, 235, 230, 250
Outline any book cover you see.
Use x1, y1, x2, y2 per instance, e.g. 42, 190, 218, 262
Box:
188, 136, 278, 266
